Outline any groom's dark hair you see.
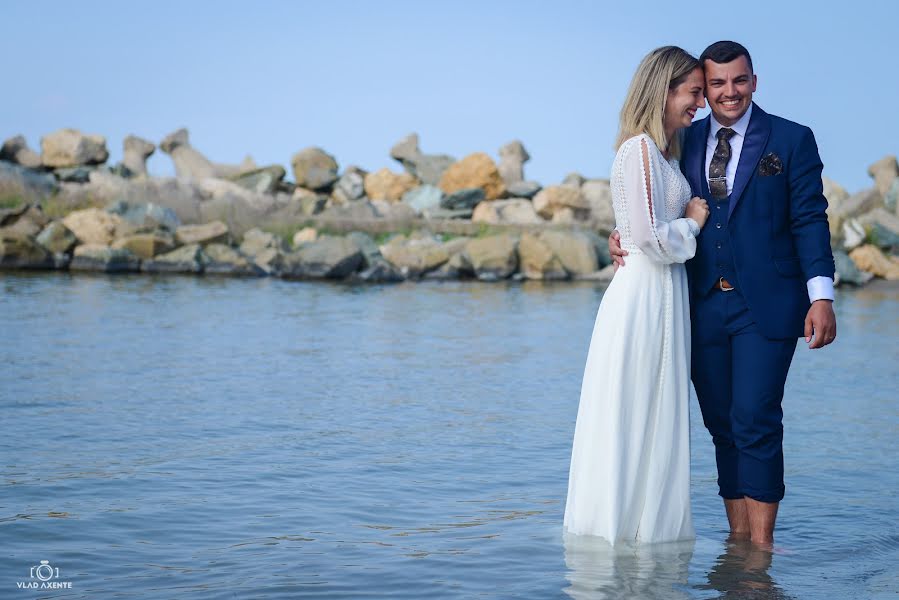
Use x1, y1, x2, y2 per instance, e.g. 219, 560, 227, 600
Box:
700, 41, 753, 73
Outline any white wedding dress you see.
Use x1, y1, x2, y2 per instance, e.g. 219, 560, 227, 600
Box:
563, 134, 698, 544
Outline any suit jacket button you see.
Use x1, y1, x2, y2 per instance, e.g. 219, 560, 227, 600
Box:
716, 242, 722, 249
716, 223, 722, 229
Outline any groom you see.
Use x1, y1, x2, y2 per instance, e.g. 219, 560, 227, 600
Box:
610, 41, 836, 545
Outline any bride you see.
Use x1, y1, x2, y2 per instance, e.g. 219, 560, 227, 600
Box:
563, 46, 710, 544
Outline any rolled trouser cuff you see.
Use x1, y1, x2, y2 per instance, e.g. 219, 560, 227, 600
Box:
740, 485, 785, 503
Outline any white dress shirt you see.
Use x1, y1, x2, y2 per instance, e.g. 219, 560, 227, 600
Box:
705, 105, 834, 303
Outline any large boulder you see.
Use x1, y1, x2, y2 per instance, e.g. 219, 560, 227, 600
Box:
41, 129, 109, 168
581, 179, 615, 229
36, 221, 78, 254
228, 165, 286, 194
464, 234, 518, 281
175, 220, 230, 246
867, 155, 899, 196
389, 133, 455, 186
505, 180, 542, 199
518, 231, 567, 280
0, 231, 54, 269
291, 147, 338, 191
441, 187, 485, 210
471, 198, 542, 225
141, 243, 205, 274
122, 135, 155, 178
833, 250, 874, 286
857, 207, 899, 250
378, 234, 450, 278
111, 233, 175, 259
823, 176, 850, 239
533, 185, 590, 220
160, 128, 215, 179
848, 244, 899, 280
331, 166, 367, 204
438, 152, 505, 200
62, 208, 126, 245
0, 203, 50, 237
886, 178, 899, 213
0, 135, 42, 169
0, 160, 59, 202
70, 244, 141, 272
239, 228, 288, 275
540, 230, 599, 276
402, 184, 444, 214
203, 243, 265, 276
364, 168, 417, 202
497, 140, 530, 186
105, 200, 181, 232
281, 235, 364, 279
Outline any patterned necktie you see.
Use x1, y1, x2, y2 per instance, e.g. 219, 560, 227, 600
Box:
709, 127, 736, 199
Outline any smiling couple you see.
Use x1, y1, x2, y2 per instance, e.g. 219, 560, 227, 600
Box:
562, 41, 836, 547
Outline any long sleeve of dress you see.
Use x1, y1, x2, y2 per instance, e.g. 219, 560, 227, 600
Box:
620, 135, 699, 264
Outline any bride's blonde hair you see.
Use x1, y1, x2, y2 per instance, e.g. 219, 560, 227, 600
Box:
616, 46, 700, 159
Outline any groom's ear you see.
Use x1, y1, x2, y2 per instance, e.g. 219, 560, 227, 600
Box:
751, 74, 758, 92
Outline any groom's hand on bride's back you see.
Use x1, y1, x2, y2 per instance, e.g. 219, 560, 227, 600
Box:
609, 231, 628, 271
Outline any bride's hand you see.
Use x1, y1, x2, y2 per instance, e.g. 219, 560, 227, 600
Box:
685, 197, 709, 229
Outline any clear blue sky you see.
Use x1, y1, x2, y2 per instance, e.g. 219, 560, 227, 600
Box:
3, 0, 897, 193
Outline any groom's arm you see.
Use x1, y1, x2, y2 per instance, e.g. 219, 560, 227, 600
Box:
788, 127, 837, 348
788, 128, 835, 284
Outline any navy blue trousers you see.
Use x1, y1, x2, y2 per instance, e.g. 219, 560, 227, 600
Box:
691, 287, 797, 503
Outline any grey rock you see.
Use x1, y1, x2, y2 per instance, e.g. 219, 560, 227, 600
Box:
389, 133, 455, 185
0, 135, 42, 168
141, 243, 205, 274
282, 235, 364, 279
291, 147, 338, 190
203, 243, 265, 276
402, 184, 444, 213
228, 165, 286, 194
581, 179, 614, 229
36, 221, 78, 254
319, 200, 379, 221
471, 198, 542, 225
0, 203, 49, 237
332, 167, 367, 204
348, 258, 406, 283
106, 200, 182, 232
123, 135, 155, 177
422, 207, 474, 220
0, 160, 59, 201
54, 166, 96, 183
505, 180, 542, 199
562, 172, 586, 188
346, 231, 381, 267
0, 231, 54, 269
441, 187, 485, 210
498, 140, 530, 186
867, 155, 899, 196
885, 178, 899, 213
378, 235, 449, 278
70, 244, 141, 272
175, 221, 230, 246
834, 250, 874, 286
111, 233, 176, 259
841, 219, 866, 251
41, 129, 109, 167
160, 128, 254, 180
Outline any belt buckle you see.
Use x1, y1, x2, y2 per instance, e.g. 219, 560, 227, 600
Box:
718, 276, 735, 292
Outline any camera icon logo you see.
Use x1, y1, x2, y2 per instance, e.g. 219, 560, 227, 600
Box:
30, 560, 59, 582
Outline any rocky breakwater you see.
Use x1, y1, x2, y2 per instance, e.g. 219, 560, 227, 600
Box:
0, 127, 897, 286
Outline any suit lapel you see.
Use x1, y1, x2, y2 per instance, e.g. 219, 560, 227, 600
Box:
728, 103, 771, 221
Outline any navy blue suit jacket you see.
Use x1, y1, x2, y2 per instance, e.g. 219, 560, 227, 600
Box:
681, 103, 835, 339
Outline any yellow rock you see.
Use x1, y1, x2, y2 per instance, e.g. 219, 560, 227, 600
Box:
364, 168, 418, 202
849, 244, 899, 280
438, 152, 505, 200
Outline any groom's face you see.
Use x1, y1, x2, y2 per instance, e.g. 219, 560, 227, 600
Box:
703, 55, 757, 126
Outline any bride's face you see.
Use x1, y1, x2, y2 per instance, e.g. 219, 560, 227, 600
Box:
664, 67, 706, 132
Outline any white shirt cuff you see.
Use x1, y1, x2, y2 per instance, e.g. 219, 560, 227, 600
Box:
807, 276, 835, 303
685, 218, 700, 236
